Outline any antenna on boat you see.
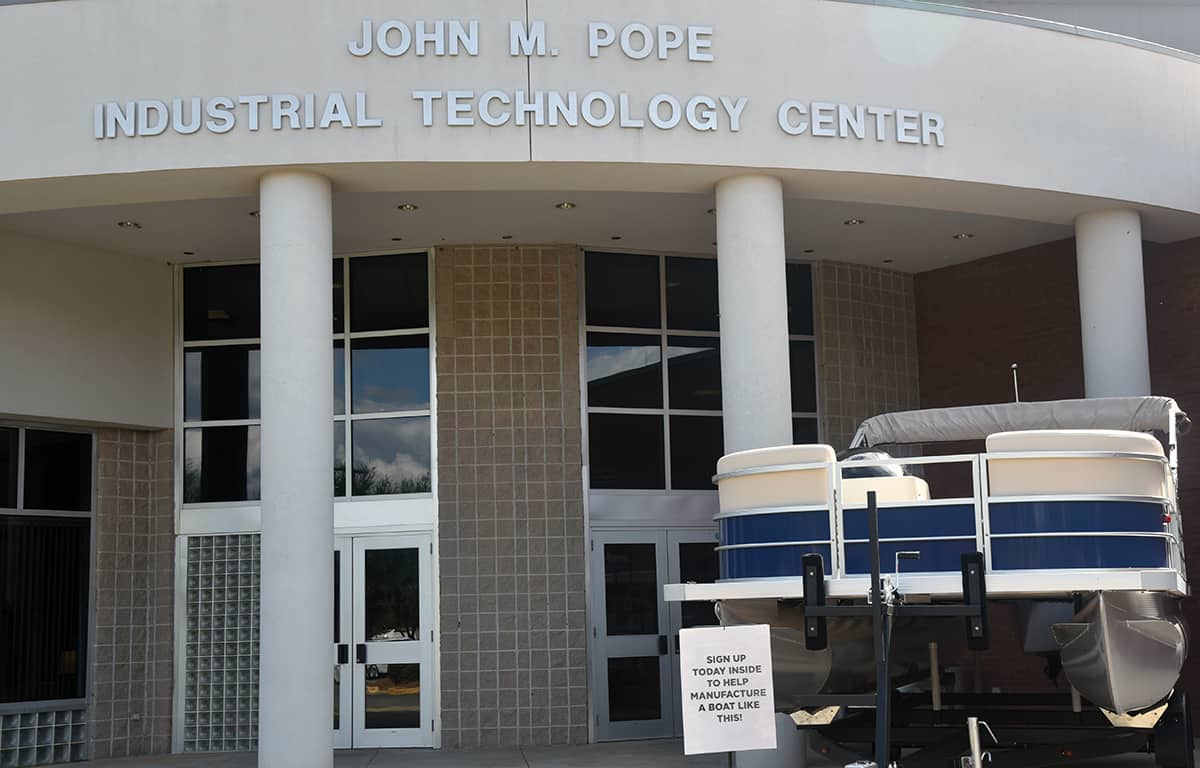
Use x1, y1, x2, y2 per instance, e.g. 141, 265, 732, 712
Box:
1011, 363, 1020, 402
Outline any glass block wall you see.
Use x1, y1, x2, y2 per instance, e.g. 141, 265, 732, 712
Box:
182, 535, 260, 752
0, 708, 87, 767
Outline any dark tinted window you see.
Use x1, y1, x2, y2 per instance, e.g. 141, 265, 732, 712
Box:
786, 263, 814, 336
184, 346, 260, 422
0, 428, 15, 508
0, 516, 90, 703
585, 252, 660, 328
789, 340, 818, 413
350, 254, 429, 332
793, 417, 819, 444
586, 333, 662, 409
588, 414, 664, 489
351, 335, 431, 413
670, 416, 724, 490
667, 337, 722, 411
23, 431, 91, 512
604, 543, 659, 635
665, 257, 719, 331
334, 342, 346, 416
333, 258, 345, 334
183, 264, 261, 341
183, 426, 261, 503
334, 427, 346, 497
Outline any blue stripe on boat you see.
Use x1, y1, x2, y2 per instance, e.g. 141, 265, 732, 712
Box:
844, 538, 977, 574
989, 500, 1165, 534
719, 510, 831, 546
720, 544, 832, 579
842, 503, 977, 539
991, 535, 1169, 570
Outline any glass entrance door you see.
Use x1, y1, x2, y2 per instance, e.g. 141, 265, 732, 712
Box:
333, 534, 434, 749
590, 528, 718, 741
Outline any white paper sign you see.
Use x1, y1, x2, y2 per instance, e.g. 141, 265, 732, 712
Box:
679, 624, 776, 755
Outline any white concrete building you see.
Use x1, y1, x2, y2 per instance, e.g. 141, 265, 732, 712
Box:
1, 0, 1199, 766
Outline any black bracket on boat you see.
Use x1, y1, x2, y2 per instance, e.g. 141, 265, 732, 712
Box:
799, 490, 990, 767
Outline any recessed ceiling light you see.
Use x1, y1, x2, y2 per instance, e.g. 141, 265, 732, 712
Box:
610, 236, 622, 241
501, 235, 513, 240
843, 218, 865, 226
391, 237, 403, 241
711, 241, 718, 247
803, 248, 815, 254
248, 210, 259, 218
115, 220, 142, 230
706, 208, 716, 215
953, 232, 975, 240
397, 203, 419, 212
182, 250, 195, 256
883, 258, 895, 264
554, 201, 576, 210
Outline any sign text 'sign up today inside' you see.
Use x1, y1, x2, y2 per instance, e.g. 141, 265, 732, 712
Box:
679, 624, 776, 755
92, 18, 945, 146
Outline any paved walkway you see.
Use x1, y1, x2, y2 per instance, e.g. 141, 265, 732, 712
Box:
74, 739, 1180, 768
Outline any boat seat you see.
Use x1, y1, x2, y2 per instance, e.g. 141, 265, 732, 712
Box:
716, 444, 836, 513
986, 429, 1169, 498
840, 475, 930, 506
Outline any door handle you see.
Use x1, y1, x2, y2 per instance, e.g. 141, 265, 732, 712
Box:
337, 644, 349, 665
356, 643, 367, 664
674, 634, 680, 654
658, 635, 668, 656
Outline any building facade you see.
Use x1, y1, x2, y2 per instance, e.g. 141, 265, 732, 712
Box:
0, 1, 1199, 766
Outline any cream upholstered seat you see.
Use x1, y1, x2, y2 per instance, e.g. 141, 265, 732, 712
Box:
715, 444, 836, 514
840, 475, 930, 506
985, 429, 1169, 498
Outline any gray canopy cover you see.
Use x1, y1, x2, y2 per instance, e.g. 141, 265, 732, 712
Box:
855, 396, 1187, 447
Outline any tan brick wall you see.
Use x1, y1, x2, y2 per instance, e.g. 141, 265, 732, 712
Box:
434, 245, 588, 748
816, 261, 921, 450
91, 428, 174, 759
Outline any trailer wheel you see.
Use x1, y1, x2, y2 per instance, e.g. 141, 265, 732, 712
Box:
1154, 689, 1194, 768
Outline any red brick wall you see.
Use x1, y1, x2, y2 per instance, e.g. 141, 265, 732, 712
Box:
914, 237, 1200, 705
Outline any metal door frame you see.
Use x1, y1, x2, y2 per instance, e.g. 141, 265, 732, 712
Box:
665, 528, 720, 736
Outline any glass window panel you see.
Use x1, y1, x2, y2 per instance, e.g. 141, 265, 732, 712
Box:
667, 336, 722, 411
604, 543, 659, 636
351, 335, 430, 413
364, 548, 420, 641
786, 262, 815, 336
607, 657, 662, 722
334, 342, 346, 416
789, 340, 818, 413
351, 417, 431, 495
184, 345, 260, 422
183, 264, 261, 341
585, 252, 660, 329
183, 426, 261, 503
23, 430, 91, 512
0, 427, 15, 508
333, 258, 345, 334
363, 664, 420, 729
665, 257, 719, 331
678, 542, 720, 628
669, 416, 724, 490
587, 414, 664, 490
350, 254, 429, 332
586, 333, 662, 409
0, 515, 90, 704
334, 424, 346, 498
793, 417, 819, 444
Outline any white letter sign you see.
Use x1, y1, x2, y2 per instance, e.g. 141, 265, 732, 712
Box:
679, 624, 776, 755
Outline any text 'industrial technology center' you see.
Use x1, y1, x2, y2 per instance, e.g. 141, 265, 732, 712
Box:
2, 0, 1200, 766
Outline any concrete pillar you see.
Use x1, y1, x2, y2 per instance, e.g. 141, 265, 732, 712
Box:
715, 175, 794, 453
257, 171, 334, 768
1075, 209, 1152, 397
715, 175, 806, 768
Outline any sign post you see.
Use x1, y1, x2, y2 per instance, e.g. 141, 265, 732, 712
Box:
679, 624, 776, 755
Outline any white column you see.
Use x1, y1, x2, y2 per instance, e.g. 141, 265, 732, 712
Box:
1075, 209, 1152, 397
715, 175, 794, 453
258, 171, 334, 768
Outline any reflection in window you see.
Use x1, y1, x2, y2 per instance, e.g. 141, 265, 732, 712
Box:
183, 264, 261, 341
586, 333, 662, 409
334, 427, 346, 498
23, 430, 92, 512
364, 548, 420, 641
363, 664, 421, 729
351, 335, 431, 413
183, 426, 261, 503
666, 337, 721, 411
351, 417, 431, 495
184, 346, 260, 422
334, 342, 346, 416
585, 252, 660, 328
